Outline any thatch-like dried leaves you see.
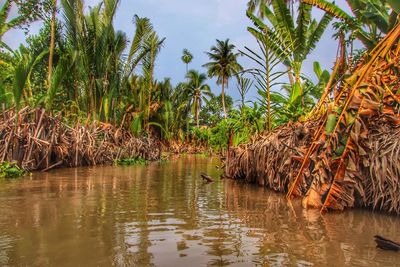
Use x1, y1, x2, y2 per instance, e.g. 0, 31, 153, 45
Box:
226, 24, 400, 214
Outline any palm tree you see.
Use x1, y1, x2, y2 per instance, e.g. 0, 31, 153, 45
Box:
181, 49, 193, 76
47, 0, 57, 89
185, 70, 212, 127
143, 32, 165, 131
203, 39, 242, 118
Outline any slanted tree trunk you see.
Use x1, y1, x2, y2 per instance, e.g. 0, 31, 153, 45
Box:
195, 92, 200, 128
48, 0, 57, 89
221, 77, 227, 119
266, 49, 271, 131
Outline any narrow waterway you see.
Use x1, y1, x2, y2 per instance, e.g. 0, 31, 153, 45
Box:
0, 156, 399, 266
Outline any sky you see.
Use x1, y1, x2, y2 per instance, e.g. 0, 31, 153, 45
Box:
3, 0, 352, 102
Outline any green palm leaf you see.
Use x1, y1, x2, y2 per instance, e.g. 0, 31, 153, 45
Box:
301, 0, 355, 22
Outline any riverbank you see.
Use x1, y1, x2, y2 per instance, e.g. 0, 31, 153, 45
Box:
0, 108, 161, 172
225, 24, 400, 215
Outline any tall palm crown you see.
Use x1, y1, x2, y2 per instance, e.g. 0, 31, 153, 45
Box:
181, 48, 193, 74
203, 39, 242, 118
185, 69, 212, 127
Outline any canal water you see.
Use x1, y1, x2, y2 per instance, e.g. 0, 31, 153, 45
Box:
0, 156, 399, 266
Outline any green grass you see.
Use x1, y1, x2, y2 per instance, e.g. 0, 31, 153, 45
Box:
0, 162, 25, 179
115, 157, 148, 166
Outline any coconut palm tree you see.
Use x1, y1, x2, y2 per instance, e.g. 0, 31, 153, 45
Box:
185, 70, 212, 127
47, 0, 57, 88
181, 49, 193, 76
203, 39, 242, 118
142, 31, 165, 131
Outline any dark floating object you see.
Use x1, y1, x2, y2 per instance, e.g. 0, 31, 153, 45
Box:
374, 235, 400, 251
201, 173, 214, 183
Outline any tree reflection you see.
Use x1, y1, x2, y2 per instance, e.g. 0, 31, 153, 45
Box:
0, 156, 400, 266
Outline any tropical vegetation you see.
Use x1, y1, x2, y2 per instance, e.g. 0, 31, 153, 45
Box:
0, 0, 399, 193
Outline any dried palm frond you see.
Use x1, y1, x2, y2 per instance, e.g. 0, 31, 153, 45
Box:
0, 108, 161, 171
226, 23, 400, 214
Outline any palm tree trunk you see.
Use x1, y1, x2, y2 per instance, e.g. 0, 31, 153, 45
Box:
186, 64, 189, 83
48, 0, 57, 89
146, 50, 155, 132
147, 81, 152, 132
195, 94, 199, 128
267, 77, 271, 132
221, 78, 227, 119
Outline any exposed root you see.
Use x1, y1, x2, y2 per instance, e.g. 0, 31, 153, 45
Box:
0, 108, 161, 171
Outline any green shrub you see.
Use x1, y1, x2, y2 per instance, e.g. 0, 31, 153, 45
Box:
0, 162, 25, 179
115, 157, 148, 166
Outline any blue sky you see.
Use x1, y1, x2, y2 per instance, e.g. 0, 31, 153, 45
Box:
4, 0, 351, 101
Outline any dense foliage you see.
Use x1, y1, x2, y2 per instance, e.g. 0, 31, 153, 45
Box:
0, 0, 398, 153
0, 162, 25, 179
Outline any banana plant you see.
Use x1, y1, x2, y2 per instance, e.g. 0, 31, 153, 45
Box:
247, 0, 332, 123
302, 0, 399, 49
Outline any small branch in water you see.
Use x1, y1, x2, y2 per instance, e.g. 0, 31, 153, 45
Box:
41, 161, 63, 172
201, 173, 214, 183
374, 235, 400, 252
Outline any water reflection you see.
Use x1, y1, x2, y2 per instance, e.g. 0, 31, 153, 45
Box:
0, 155, 399, 266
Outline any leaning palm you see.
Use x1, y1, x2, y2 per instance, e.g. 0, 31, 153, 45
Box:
203, 39, 242, 118
142, 31, 165, 130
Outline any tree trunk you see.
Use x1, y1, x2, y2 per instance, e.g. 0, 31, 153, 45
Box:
48, 0, 57, 89
146, 50, 155, 132
221, 78, 227, 119
147, 80, 152, 132
195, 93, 199, 128
266, 50, 271, 131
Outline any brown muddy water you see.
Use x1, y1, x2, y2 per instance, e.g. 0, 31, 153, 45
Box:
0, 156, 400, 267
